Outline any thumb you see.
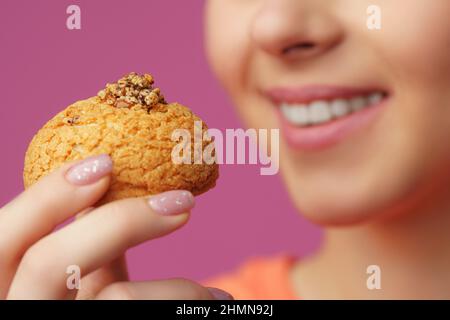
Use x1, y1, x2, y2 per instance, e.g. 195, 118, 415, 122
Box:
76, 255, 129, 300
72, 208, 128, 300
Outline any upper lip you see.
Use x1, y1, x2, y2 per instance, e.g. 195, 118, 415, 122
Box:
264, 85, 387, 104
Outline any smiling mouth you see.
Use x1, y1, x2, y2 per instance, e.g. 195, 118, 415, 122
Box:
264, 85, 390, 149
279, 91, 387, 127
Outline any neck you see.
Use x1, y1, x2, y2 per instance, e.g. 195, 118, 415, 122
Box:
292, 183, 450, 299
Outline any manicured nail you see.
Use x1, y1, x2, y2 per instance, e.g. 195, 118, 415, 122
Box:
147, 190, 195, 215
65, 154, 113, 185
207, 287, 234, 300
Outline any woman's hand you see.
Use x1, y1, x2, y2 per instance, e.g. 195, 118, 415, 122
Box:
0, 154, 232, 300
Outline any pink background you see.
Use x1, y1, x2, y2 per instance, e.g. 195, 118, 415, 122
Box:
0, 0, 320, 282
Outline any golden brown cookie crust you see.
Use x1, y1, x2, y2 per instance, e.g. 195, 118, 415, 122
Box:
24, 97, 219, 204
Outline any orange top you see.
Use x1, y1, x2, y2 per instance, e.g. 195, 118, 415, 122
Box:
202, 254, 298, 300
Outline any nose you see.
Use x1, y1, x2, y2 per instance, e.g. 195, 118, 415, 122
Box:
250, 0, 344, 60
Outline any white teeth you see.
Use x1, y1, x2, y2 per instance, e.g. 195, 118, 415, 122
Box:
329, 99, 351, 118
281, 103, 310, 125
309, 101, 331, 124
350, 96, 367, 111
368, 92, 383, 105
280, 91, 384, 127
289, 104, 310, 125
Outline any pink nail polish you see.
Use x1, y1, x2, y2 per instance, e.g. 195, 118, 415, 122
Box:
65, 154, 113, 185
207, 287, 234, 300
148, 190, 195, 215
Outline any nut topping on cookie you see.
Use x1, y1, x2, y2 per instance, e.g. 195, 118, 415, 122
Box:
97, 72, 166, 111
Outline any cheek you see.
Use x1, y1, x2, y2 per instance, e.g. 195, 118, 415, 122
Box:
378, 2, 450, 86
380, 4, 450, 160
206, 21, 273, 130
205, 2, 252, 99
368, 2, 450, 174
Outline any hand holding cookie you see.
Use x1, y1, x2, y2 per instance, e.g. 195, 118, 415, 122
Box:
0, 73, 229, 300
0, 157, 231, 299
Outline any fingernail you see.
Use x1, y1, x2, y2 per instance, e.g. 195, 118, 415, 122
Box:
207, 287, 234, 300
147, 190, 195, 215
65, 154, 113, 185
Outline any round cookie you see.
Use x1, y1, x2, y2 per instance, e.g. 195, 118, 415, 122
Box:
24, 73, 219, 204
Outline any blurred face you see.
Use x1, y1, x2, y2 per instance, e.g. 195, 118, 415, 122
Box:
205, 0, 450, 225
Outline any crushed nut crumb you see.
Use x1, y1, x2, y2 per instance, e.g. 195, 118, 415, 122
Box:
63, 116, 80, 125
97, 72, 166, 111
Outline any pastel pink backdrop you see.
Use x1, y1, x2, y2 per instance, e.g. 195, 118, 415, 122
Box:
0, 0, 321, 282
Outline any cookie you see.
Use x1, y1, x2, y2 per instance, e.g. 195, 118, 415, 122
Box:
24, 73, 219, 204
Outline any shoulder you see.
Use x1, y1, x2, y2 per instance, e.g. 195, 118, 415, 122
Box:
201, 254, 298, 299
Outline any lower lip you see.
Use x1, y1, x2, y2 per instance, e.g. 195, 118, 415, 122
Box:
277, 98, 388, 151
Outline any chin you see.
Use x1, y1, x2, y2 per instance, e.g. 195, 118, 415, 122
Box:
281, 168, 425, 227
294, 199, 384, 227
287, 191, 379, 227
